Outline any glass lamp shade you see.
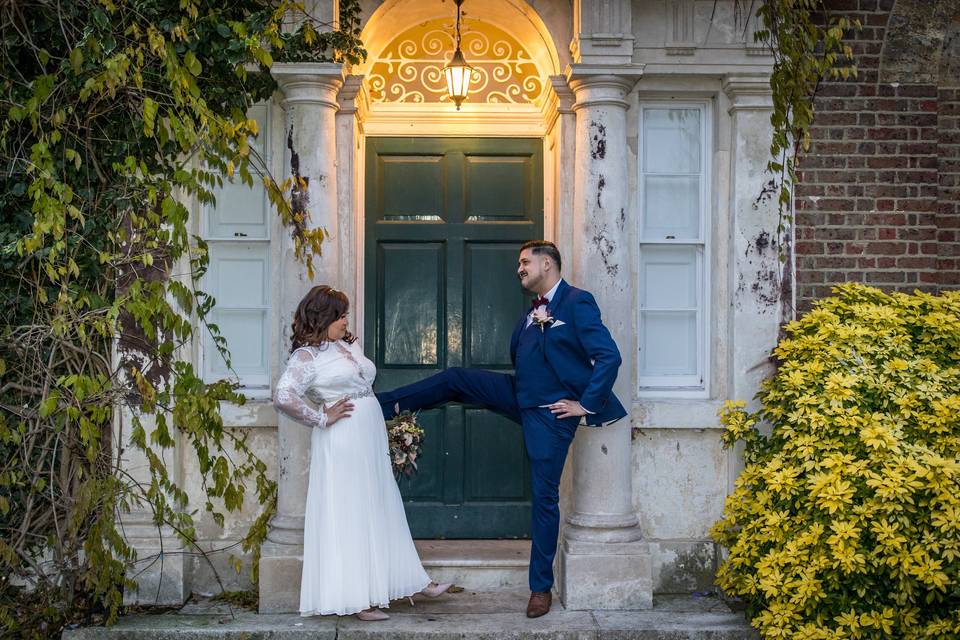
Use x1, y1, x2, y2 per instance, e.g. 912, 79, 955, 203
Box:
444, 48, 473, 110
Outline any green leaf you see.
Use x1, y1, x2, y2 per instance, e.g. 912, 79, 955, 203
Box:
184, 51, 202, 76
143, 97, 158, 136
38, 395, 58, 418
69, 47, 84, 72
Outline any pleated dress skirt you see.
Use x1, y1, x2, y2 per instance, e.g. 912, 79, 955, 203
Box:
299, 394, 431, 616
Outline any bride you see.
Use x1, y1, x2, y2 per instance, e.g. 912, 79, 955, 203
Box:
273, 285, 452, 620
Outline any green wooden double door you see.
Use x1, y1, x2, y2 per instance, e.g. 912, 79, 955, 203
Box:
364, 138, 543, 538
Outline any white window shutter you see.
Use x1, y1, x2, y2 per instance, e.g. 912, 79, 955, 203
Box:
639, 246, 700, 380
638, 103, 709, 392
203, 243, 271, 386
643, 108, 701, 174
205, 176, 269, 239
200, 102, 273, 389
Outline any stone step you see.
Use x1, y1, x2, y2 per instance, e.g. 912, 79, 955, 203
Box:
415, 539, 530, 590
62, 592, 758, 640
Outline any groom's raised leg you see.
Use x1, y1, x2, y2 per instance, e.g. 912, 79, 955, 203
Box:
376, 367, 521, 423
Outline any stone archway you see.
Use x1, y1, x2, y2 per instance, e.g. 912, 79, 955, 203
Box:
353, 0, 569, 135
342, 0, 577, 313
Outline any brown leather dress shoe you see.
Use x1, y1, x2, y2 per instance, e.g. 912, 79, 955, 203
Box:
526, 591, 552, 618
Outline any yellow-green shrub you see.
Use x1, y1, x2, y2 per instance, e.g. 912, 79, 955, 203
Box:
712, 283, 960, 639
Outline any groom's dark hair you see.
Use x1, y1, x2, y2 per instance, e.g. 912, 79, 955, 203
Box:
520, 240, 562, 272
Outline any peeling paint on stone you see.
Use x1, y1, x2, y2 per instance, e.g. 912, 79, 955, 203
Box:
753, 230, 771, 254
751, 269, 779, 307
738, 230, 782, 313
590, 120, 607, 159
596, 174, 606, 209
591, 222, 620, 278
287, 125, 310, 225
287, 125, 300, 176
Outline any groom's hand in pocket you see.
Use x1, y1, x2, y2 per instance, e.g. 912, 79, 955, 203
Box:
324, 397, 354, 426
548, 399, 587, 419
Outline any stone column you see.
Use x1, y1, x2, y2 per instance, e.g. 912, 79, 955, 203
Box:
547, 76, 577, 260
335, 74, 367, 318
722, 75, 782, 404
721, 75, 782, 494
259, 62, 343, 613
557, 69, 652, 610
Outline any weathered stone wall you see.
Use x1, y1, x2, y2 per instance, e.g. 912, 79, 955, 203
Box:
794, 0, 960, 311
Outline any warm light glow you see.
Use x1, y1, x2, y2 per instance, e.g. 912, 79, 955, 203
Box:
444, 48, 473, 110
444, 0, 473, 110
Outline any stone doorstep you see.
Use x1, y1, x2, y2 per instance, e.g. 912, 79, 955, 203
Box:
62, 593, 759, 640
415, 540, 530, 590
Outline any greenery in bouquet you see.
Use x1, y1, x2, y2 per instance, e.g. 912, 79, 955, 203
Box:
386, 411, 425, 479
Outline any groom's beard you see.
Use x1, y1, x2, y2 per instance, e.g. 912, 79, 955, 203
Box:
519, 272, 543, 293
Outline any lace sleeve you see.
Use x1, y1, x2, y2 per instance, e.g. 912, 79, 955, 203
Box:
273, 348, 327, 429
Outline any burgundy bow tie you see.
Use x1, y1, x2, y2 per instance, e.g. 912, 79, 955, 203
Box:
531, 296, 549, 309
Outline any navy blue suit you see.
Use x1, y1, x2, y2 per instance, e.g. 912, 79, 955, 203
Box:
377, 279, 625, 592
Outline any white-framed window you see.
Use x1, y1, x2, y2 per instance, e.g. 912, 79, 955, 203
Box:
637, 102, 710, 393
200, 103, 272, 389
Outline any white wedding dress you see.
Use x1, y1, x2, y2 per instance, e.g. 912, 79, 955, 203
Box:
273, 339, 431, 616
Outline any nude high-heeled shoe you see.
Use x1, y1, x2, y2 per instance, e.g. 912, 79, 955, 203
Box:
356, 607, 390, 621
420, 581, 453, 598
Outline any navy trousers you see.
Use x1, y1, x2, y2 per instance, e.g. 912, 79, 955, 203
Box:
377, 367, 579, 593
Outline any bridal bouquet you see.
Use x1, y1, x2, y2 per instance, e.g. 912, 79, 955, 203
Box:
386, 410, 425, 479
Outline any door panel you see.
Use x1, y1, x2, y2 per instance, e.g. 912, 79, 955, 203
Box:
465, 243, 523, 368
379, 243, 444, 366
464, 155, 531, 220
378, 155, 445, 219
365, 137, 542, 538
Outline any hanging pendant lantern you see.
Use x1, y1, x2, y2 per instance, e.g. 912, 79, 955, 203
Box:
444, 0, 473, 110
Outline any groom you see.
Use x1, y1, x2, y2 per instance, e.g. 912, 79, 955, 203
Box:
377, 240, 626, 617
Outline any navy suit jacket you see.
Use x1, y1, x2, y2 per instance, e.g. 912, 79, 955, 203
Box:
510, 280, 627, 427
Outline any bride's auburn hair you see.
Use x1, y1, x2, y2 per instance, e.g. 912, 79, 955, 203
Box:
290, 285, 357, 352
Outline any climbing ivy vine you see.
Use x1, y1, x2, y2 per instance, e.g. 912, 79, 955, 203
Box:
751, 0, 860, 236
0, 0, 363, 637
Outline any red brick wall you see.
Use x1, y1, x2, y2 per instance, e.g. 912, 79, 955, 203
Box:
793, 0, 957, 310
939, 86, 960, 287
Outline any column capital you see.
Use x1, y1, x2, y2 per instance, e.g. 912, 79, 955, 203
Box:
722, 73, 773, 112
566, 65, 643, 110
273, 62, 345, 110
548, 75, 577, 114
337, 73, 369, 121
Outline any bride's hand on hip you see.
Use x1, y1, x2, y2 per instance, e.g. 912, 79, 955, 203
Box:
324, 398, 354, 426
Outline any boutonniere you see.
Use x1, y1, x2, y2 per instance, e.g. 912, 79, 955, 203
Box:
531, 307, 555, 332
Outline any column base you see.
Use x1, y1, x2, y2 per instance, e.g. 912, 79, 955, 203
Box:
557, 536, 653, 610
122, 534, 191, 606
258, 540, 303, 613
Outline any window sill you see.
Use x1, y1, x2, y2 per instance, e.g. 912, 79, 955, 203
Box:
630, 397, 725, 430
636, 387, 709, 400
219, 393, 277, 428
